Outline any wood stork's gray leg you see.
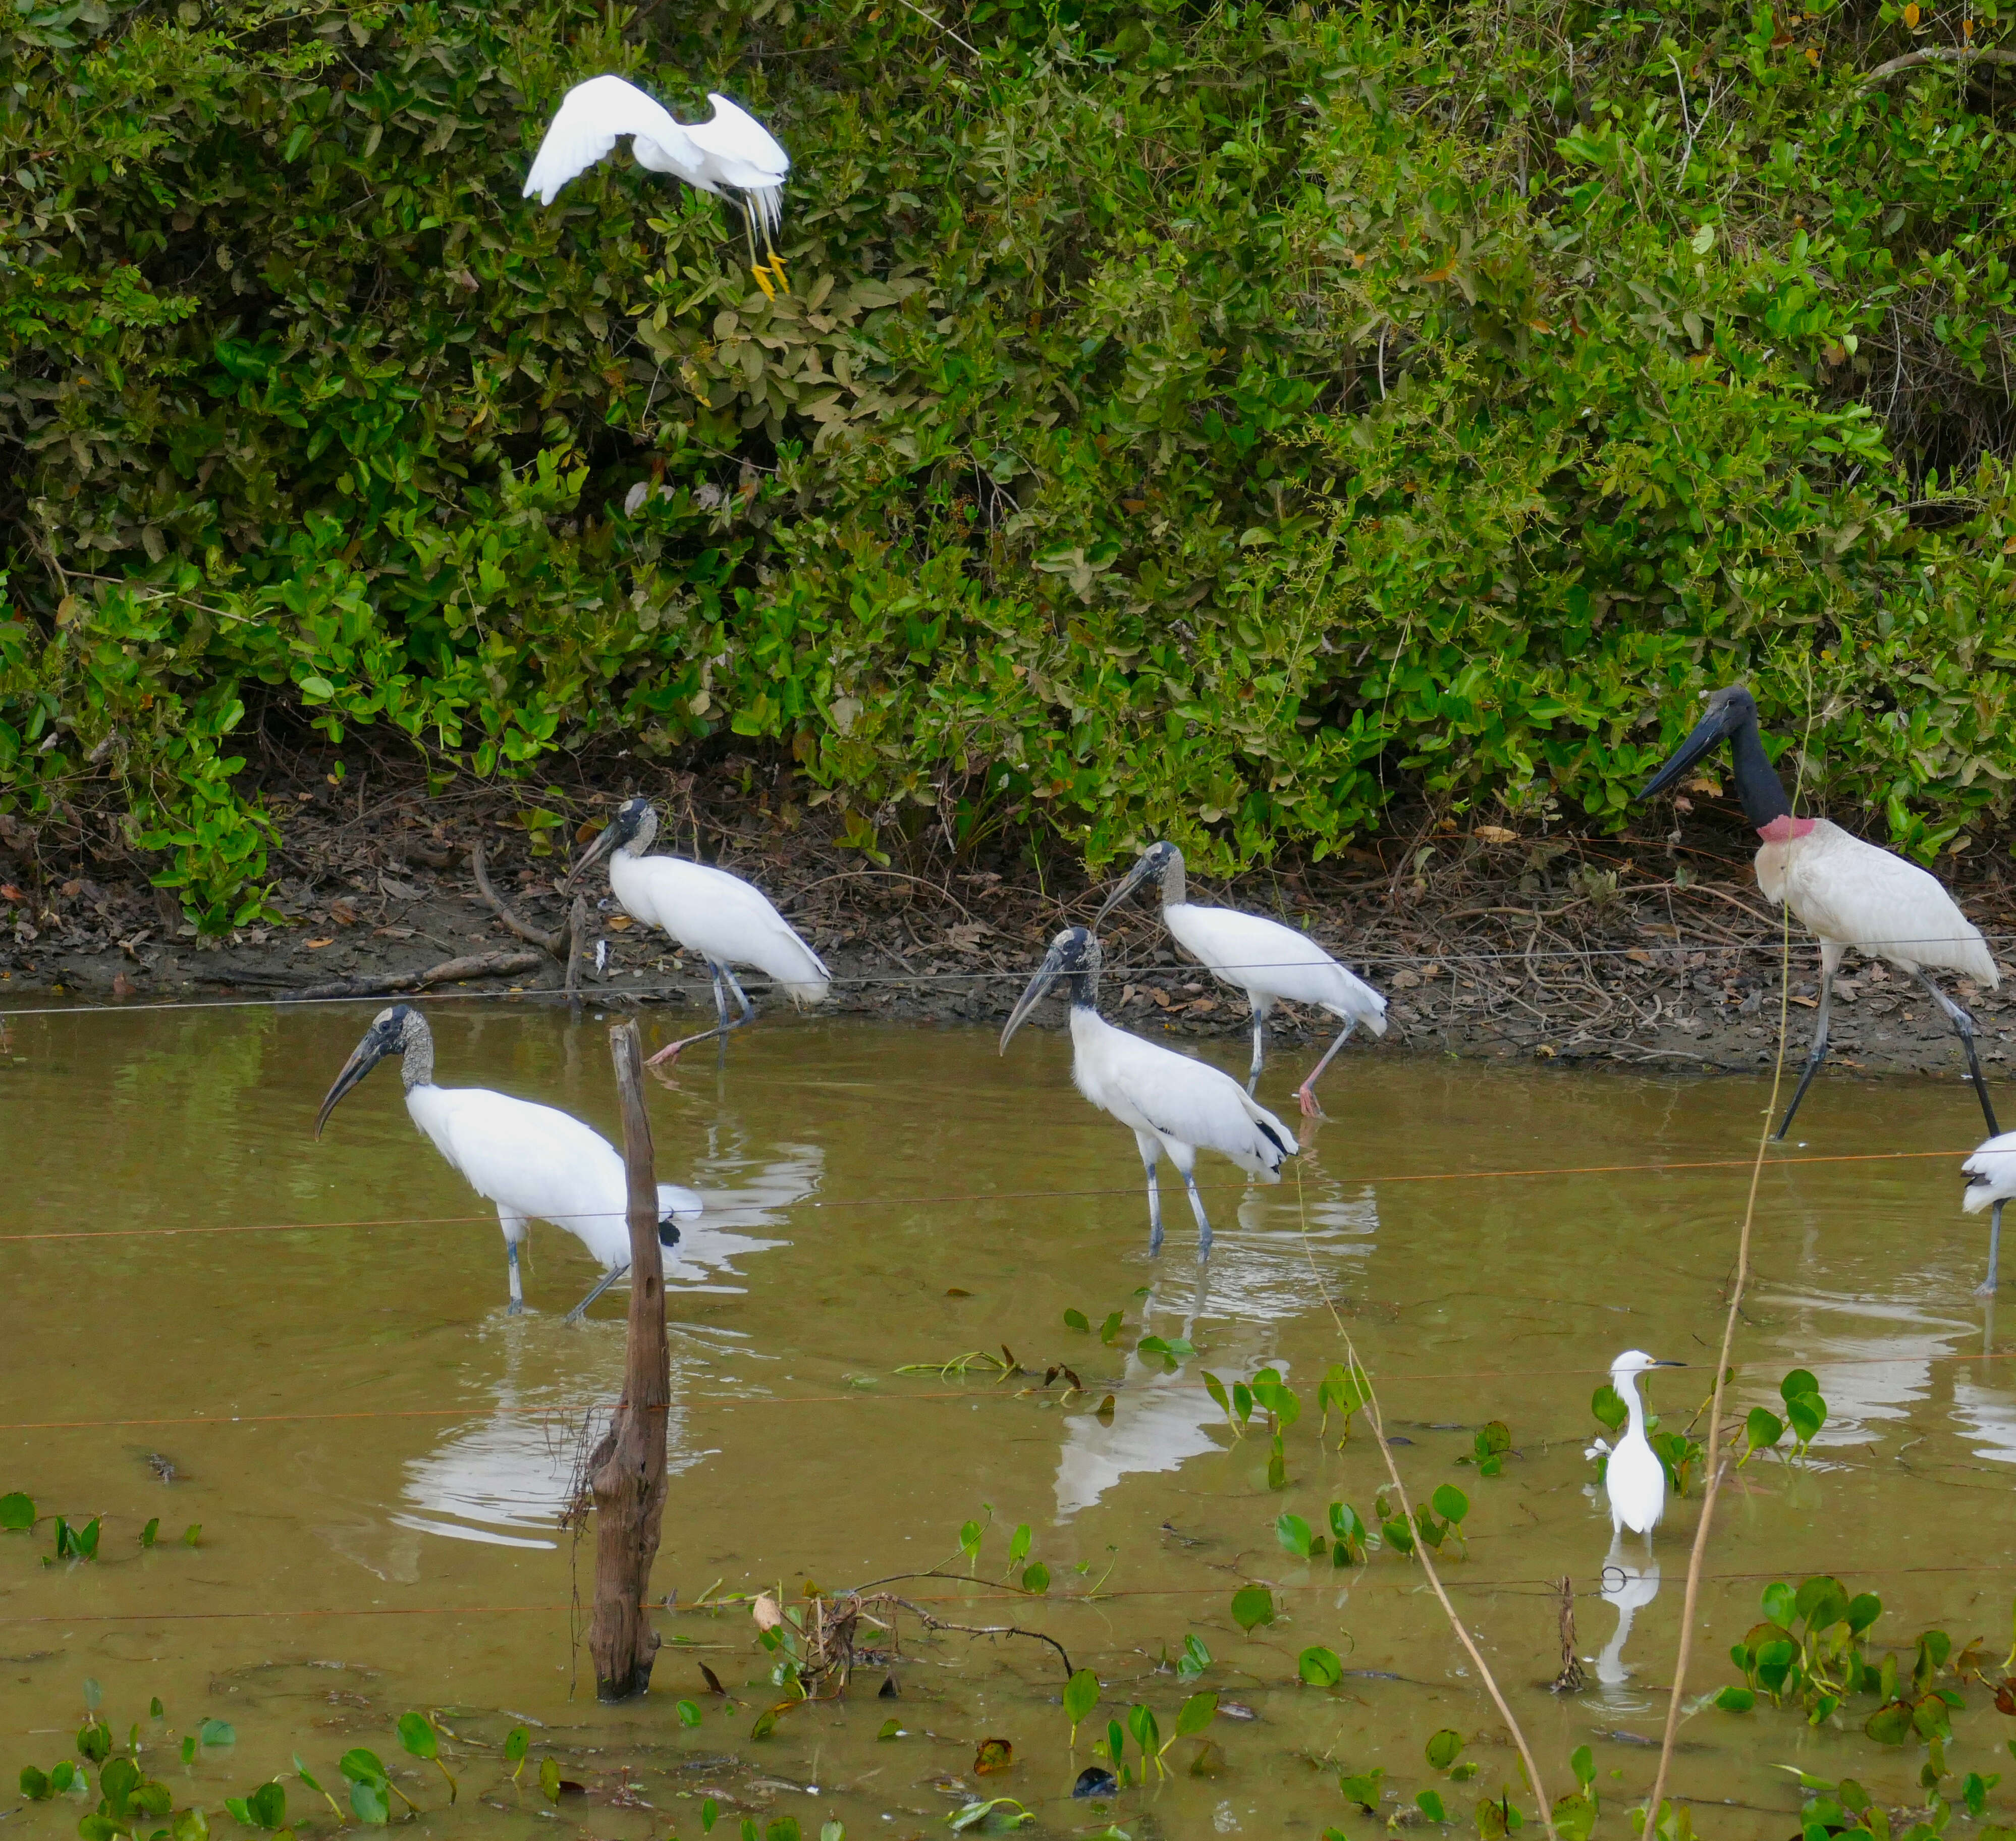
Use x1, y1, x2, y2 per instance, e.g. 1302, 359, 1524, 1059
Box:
1134, 1131, 1164, 1255
1774, 941, 1844, 1141
647, 960, 759, 1066
1246, 1006, 1267, 1096
564, 1263, 628, 1325
1181, 1167, 1214, 1260
1981, 1200, 2005, 1298
1912, 967, 2002, 1138
1295, 1019, 1357, 1119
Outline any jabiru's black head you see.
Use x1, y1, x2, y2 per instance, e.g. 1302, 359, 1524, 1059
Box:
1636, 683, 1793, 832
1000, 926, 1103, 1052
1092, 841, 1183, 933
567, 796, 658, 888
315, 1003, 429, 1138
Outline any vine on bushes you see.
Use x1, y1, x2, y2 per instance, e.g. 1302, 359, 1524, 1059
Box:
1, 0, 2011, 926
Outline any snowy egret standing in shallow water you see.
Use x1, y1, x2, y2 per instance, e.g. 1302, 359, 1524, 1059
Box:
569, 797, 830, 1066
522, 73, 792, 297
1093, 842, 1386, 1116
1639, 683, 2000, 1140
1000, 927, 1297, 1256
1963, 1131, 2016, 1294
1597, 1349, 1682, 1546
315, 1005, 701, 1321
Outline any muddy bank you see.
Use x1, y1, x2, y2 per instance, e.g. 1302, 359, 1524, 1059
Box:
7, 763, 2016, 1090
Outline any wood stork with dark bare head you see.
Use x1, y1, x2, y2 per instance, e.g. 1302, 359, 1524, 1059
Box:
1963, 1131, 2016, 1294
568, 797, 830, 1066
523, 74, 792, 297
1000, 927, 1298, 1256
1639, 683, 2000, 1140
1093, 842, 1386, 1116
315, 1004, 701, 1321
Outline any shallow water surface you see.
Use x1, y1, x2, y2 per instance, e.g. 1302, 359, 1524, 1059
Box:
3, 1001, 2014, 1838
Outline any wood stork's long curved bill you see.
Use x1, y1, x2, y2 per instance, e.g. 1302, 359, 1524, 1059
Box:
315, 1004, 699, 1321
1092, 844, 1387, 1117
1002, 927, 1297, 1257
1640, 684, 2000, 1141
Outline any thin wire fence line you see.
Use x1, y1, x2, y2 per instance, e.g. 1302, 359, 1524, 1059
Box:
6, 930, 2015, 1021
0, 1148, 1971, 1248
8, 1559, 2014, 1629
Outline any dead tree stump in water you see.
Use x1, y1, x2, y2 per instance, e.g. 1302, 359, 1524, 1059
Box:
587, 1019, 670, 1701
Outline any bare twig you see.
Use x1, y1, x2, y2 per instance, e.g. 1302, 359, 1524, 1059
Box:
1549, 1577, 1585, 1694
875, 1593, 1074, 1678
1861, 44, 2016, 81
471, 841, 564, 956
286, 949, 543, 1002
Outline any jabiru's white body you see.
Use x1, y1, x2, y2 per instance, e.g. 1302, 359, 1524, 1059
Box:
523, 74, 791, 293
1639, 684, 2001, 1140
1963, 1130, 2016, 1294
1002, 928, 1296, 1256
1096, 844, 1385, 1116
315, 1005, 700, 1320
574, 799, 829, 1065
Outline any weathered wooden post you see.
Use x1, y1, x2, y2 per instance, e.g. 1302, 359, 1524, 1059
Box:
587, 1019, 670, 1701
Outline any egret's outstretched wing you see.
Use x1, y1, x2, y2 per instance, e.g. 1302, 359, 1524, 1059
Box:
688, 93, 789, 232
523, 74, 692, 206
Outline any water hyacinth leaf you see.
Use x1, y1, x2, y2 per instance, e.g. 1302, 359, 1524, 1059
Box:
83, 1677, 102, 1711
1382, 1514, 1415, 1555
1175, 1691, 1218, 1738
1276, 1512, 1315, 1558
766, 1818, 802, 1841
350, 1779, 390, 1825
1866, 1701, 1914, 1744
876, 1718, 902, 1741
1425, 1729, 1465, 1771
1570, 1747, 1594, 1791
702, 1800, 720, 1832
1064, 1667, 1101, 1736
677, 1699, 703, 1728
1786, 1391, 1827, 1446
100, 1756, 139, 1809
1715, 1685, 1757, 1712
1232, 1381, 1254, 1423
1007, 1524, 1031, 1567
1202, 1370, 1233, 1425
77, 1720, 112, 1764
1021, 1561, 1050, 1595
974, 1737, 1013, 1774
1099, 1312, 1123, 1345
1125, 1703, 1160, 1759
1553, 1792, 1596, 1841
1064, 1309, 1089, 1332
249, 1781, 287, 1829
1762, 1582, 1797, 1630
0, 1492, 32, 1530
947, 1798, 1033, 1832
1177, 1634, 1212, 1682
539, 1756, 563, 1804
1780, 1369, 1820, 1405
182, 1736, 197, 1767
141, 1517, 160, 1548
1231, 1585, 1275, 1632
1417, 1790, 1449, 1823
822, 1825, 846, 1841
173, 1813, 209, 1841
1339, 1768, 1384, 1812
1266, 1434, 1288, 1491
396, 1712, 438, 1761
1106, 1718, 1126, 1769
1430, 1484, 1469, 1525
19, 1766, 49, 1800
504, 1726, 528, 1777
1297, 1646, 1344, 1687
1795, 1577, 1850, 1631
183, 1524, 202, 1546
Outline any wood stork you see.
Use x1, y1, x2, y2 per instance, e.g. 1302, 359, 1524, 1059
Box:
1598, 1349, 1681, 1546
1093, 842, 1387, 1116
568, 797, 830, 1067
1000, 927, 1298, 1256
1639, 683, 2001, 1140
523, 73, 792, 297
314, 1004, 701, 1321
1963, 1131, 2016, 1294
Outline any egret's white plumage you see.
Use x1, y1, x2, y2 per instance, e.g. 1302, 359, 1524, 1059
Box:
1001, 928, 1297, 1255
571, 798, 829, 1065
1600, 1349, 1678, 1543
1096, 842, 1386, 1115
1641, 684, 2000, 1139
316, 1005, 700, 1320
1963, 1130, 2016, 1294
522, 73, 791, 292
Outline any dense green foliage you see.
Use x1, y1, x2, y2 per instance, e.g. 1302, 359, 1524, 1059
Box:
1, 0, 2012, 925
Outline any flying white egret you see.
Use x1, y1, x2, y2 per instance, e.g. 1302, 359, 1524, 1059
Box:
1963, 1131, 2016, 1294
523, 73, 792, 297
315, 1004, 701, 1321
1093, 842, 1387, 1115
568, 797, 830, 1067
1597, 1349, 1682, 1546
1000, 927, 1297, 1256
1639, 683, 2001, 1140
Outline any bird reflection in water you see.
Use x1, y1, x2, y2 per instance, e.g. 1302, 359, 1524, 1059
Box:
1594, 1540, 1662, 1691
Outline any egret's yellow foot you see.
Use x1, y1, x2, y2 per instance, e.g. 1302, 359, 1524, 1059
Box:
750, 262, 777, 302
768, 253, 791, 295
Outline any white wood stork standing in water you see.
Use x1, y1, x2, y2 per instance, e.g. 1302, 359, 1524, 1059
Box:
568, 797, 830, 1067
315, 1005, 702, 1321
522, 74, 792, 297
1639, 683, 2001, 1140
1000, 927, 1298, 1256
1963, 1132, 2016, 1293
1094, 842, 1387, 1116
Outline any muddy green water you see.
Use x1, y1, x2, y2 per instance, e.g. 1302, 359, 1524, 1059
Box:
3, 1002, 2014, 1839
